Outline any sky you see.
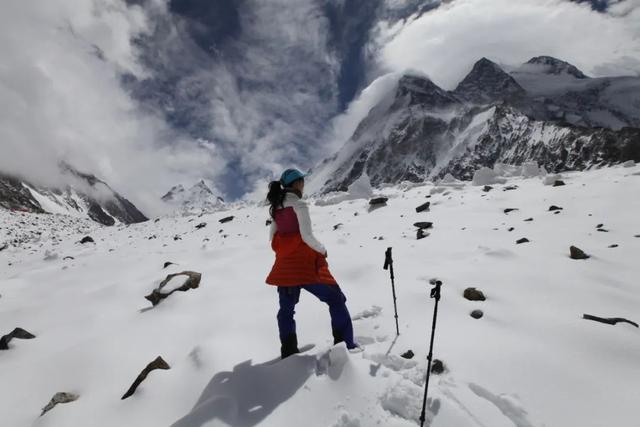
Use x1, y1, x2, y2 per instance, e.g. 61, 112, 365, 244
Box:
0, 0, 639, 213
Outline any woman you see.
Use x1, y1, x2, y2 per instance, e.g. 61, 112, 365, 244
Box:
265, 168, 360, 359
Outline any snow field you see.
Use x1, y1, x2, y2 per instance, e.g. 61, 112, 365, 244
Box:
1, 164, 639, 426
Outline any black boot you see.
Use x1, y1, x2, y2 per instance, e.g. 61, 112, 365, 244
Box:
280, 333, 299, 359
332, 328, 344, 345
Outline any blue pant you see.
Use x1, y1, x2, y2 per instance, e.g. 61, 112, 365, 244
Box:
277, 284, 356, 349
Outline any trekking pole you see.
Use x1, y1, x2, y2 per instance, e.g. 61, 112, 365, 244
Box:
419, 279, 442, 427
383, 247, 400, 336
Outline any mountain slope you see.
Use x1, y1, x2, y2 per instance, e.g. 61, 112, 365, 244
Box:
0, 165, 147, 226
1, 164, 639, 426
309, 57, 640, 194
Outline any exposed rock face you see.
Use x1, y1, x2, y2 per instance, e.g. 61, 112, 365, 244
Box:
583, 314, 638, 328
145, 271, 202, 306
0, 164, 147, 226
121, 356, 171, 400
308, 56, 640, 194
454, 57, 526, 105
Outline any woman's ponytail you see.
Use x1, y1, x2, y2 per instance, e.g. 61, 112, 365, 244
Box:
267, 180, 286, 219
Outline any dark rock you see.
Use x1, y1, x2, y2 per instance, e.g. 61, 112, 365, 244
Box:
463, 287, 486, 301
415, 201, 431, 213
163, 262, 175, 269
524, 218, 533, 222
470, 310, 484, 319
417, 229, 429, 240
0, 243, 7, 251
635, 235, 640, 238
173, 235, 182, 241
504, 208, 518, 214
414, 222, 433, 230
63, 256, 74, 260
597, 228, 609, 233
41, 392, 79, 417
0, 327, 36, 350
596, 223, 604, 228
516, 238, 530, 244
569, 246, 589, 260
147, 235, 157, 240
431, 359, 445, 374
144, 271, 202, 306
333, 223, 343, 230
400, 350, 415, 359
219, 216, 234, 224
583, 314, 638, 328
369, 197, 388, 206
608, 244, 619, 248
503, 185, 518, 191
121, 356, 171, 400
79, 236, 94, 244
508, 227, 515, 232
195, 222, 207, 229
483, 185, 493, 192
549, 205, 563, 212
553, 180, 566, 187
266, 219, 272, 226
154, 218, 161, 223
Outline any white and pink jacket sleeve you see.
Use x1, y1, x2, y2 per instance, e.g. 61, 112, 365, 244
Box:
269, 193, 326, 255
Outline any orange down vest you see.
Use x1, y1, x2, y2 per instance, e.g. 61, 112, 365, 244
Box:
265, 206, 337, 286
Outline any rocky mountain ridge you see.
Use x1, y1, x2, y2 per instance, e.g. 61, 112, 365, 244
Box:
308, 56, 640, 193
0, 164, 147, 226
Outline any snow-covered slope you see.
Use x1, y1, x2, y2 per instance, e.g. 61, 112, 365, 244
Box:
307, 57, 640, 195
2, 164, 639, 427
0, 165, 147, 226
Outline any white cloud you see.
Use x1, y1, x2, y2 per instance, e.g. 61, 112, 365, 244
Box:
0, 0, 225, 216
374, 0, 640, 89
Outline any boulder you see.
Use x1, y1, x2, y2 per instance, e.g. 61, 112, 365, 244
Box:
470, 310, 484, 319
608, 244, 619, 248
417, 229, 429, 240
369, 197, 388, 206
570, 246, 589, 260
431, 359, 445, 374
553, 180, 566, 187
79, 236, 94, 244
503, 185, 518, 191
400, 350, 415, 360
121, 356, 170, 400
483, 185, 493, 192
219, 216, 234, 224
41, 392, 79, 417
163, 261, 175, 269
414, 222, 433, 230
0, 327, 36, 350
415, 201, 431, 213
524, 218, 534, 222
516, 238, 530, 244
195, 222, 207, 229
622, 160, 636, 168
549, 205, 563, 212
145, 271, 202, 306
463, 287, 486, 301
504, 208, 518, 214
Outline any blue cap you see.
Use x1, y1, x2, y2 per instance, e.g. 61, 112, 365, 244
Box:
280, 168, 308, 187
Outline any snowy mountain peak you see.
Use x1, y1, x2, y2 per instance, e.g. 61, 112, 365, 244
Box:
394, 74, 460, 109
161, 180, 224, 215
524, 56, 588, 79
454, 57, 525, 104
